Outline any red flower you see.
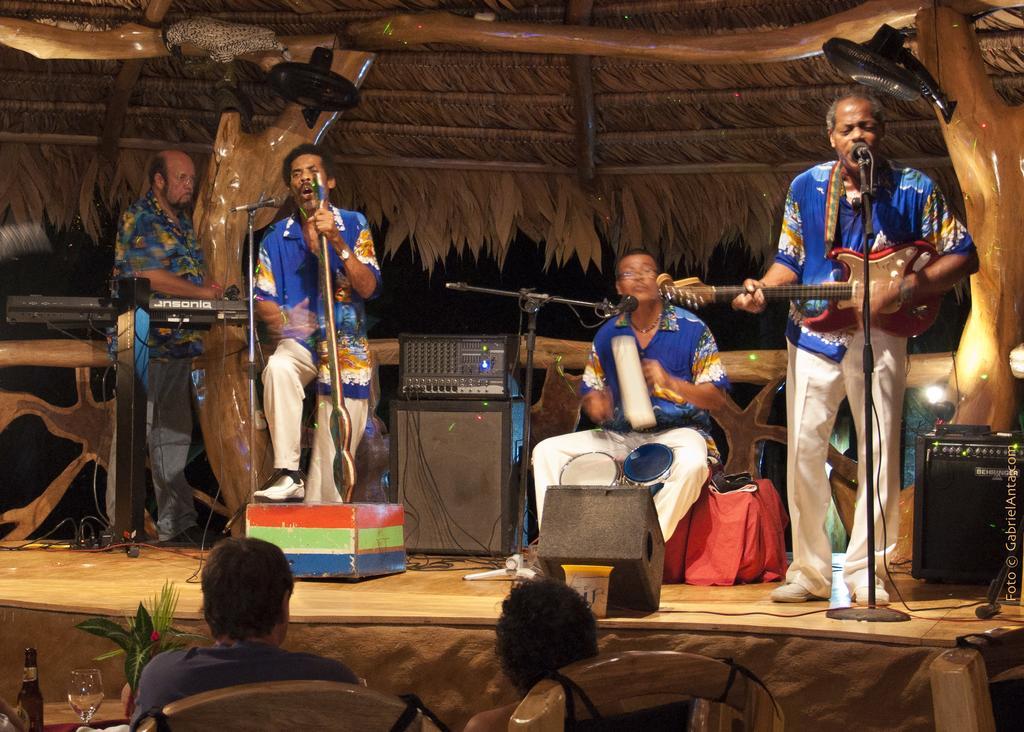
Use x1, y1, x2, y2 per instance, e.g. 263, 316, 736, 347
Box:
150, 630, 161, 642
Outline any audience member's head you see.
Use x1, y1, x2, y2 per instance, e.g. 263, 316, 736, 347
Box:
201, 537, 295, 644
496, 578, 598, 695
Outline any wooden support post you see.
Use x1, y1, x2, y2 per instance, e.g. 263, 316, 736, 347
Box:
191, 50, 374, 527
917, 6, 1024, 429
566, 0, 596, 185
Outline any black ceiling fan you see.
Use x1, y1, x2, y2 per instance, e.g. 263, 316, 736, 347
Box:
268, 47, 360, 128
823, 24, 956, 123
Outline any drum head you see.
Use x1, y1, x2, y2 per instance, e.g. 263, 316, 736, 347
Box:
559, 452, 619, 486
623, 443, 673, 485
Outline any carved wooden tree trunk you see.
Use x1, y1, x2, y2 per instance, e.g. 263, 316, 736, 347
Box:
191, 52, 374, 528
917, 7, 1024, 429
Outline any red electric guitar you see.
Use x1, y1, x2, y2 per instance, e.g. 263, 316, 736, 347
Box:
657, 242, 941, 337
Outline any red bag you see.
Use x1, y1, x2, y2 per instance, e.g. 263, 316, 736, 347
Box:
663, 478, 788, 585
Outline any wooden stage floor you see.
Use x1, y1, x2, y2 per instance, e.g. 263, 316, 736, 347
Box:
0, 542, 1019, 730
0, 542, 1014, 641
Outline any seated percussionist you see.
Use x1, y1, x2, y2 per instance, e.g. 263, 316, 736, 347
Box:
532, 248, 729, 541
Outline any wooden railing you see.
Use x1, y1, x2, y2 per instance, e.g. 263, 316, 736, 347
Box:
0, 337, 956, 539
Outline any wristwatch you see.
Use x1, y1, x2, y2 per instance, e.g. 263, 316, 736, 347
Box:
340, 247, 351, 262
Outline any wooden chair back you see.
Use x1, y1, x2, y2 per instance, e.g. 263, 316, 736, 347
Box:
509, 650, 783, 731
930, 626, 1024, 732
135, 679, 442, 731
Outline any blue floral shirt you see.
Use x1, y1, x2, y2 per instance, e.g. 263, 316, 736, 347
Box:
113, 190, 205, 360
775, 161, 975, 361
254, 206, 381, 398
581, 306, 729, 461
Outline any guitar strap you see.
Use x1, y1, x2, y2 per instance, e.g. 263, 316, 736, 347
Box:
823, 160, 845, 258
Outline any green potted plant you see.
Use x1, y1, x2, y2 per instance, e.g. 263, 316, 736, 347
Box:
75, 581, 205, 715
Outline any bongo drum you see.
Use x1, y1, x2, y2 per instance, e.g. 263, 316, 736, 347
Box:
558, 452, 620, 486
622, 443, 674, 496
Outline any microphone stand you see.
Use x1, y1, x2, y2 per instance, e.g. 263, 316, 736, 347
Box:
444, 282, 624, 581
243, 203, 261, 502
222, 193, 280, 534
826, 150, 909, 623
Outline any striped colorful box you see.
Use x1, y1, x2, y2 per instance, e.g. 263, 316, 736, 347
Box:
246, 503, 406, 578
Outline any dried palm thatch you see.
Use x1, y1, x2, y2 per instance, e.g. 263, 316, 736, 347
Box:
0, 1, 1021, 268
0, 141, 206, 238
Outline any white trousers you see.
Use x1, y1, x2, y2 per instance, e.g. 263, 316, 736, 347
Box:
785, 331, 907, 596
263, 338, 368, 503
532, 427, 710, 540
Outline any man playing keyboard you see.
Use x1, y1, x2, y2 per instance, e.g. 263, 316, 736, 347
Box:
108, 149, 222, 545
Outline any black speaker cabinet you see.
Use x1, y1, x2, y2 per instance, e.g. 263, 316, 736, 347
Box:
390, 399, 523, 555
913, 431, 1022, 584
537, 486, 665, 612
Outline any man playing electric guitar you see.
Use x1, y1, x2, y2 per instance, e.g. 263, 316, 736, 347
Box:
732, 92, 978, 605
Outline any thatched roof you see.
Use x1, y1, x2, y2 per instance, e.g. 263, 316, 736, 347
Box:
2, 1, 1023, 271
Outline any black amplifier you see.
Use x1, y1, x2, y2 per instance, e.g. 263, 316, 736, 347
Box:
399, 334, 518, 399
913, 430, 1023, 596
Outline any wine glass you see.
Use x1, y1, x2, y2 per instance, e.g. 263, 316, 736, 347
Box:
67, 668, 104, 725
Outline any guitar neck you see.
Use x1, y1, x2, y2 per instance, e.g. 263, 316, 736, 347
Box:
663, 282, 853, 305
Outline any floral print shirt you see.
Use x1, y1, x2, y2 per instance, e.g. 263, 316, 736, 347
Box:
255, 205, 381, 398
113, 190, 205, 360
775, 161, 975, 361
581, 305, 729, 461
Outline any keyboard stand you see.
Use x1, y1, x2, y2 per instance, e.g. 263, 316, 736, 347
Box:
111, 277, 151, 543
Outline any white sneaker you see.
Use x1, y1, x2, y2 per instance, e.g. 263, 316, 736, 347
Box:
254, 473, 305, 503
770, 582, 827, 603
852, 584, 890, 606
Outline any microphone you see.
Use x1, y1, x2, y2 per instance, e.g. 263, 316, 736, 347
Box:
976, 563, 1010, 619
598, 295, 639, 317
314, 173, 330, 209
851, 142, 872, 167
230, 196, 283, 213
617, 295, 639, 313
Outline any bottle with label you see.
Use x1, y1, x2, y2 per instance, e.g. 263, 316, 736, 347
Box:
16, 647, 43, 732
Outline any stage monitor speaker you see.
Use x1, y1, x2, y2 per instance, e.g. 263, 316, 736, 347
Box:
913, 431, 1022, 584
391, 399, 523, 555
537, 486, 665, 612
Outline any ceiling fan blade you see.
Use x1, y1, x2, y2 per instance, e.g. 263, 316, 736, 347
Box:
822, 37, 921, 101
267, 62, 360, 112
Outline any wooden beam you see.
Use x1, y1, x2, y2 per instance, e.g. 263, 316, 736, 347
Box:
566, 0, 596, 184
341, 3, 922, 64
0, 340, 110, 368
0, 16, 331, 67
4, 2, 1021, 65
99, 0, 173, 160
1, 1, 1013, 27
424, 336, 953, 387
0, 19, 166, 60
0, 338, 955, 389
0, 131, 212, 153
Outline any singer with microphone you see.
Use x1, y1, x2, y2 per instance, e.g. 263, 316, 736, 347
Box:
252, 143, 381, 503
731, 93, 978, 605
532, 248, 729, 543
